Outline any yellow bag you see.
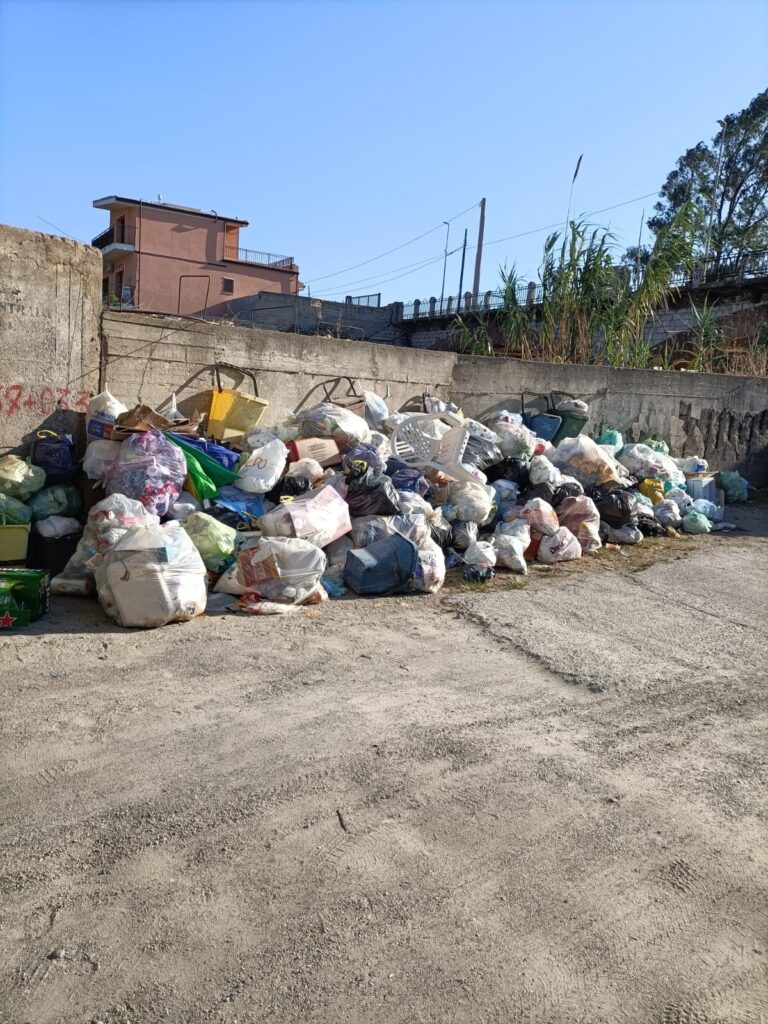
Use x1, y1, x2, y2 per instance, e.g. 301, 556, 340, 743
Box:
639, 477, 665, 506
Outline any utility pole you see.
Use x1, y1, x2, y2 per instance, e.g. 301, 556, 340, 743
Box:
456, 229, 468, 314
471, 198, 486, 307
439, 221, 450, 312
704, 118, 727, 277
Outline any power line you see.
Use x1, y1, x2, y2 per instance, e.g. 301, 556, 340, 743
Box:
304, 201, 479, 284
315, 190, 660, 299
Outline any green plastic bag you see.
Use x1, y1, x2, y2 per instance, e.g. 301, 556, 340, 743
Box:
165, 435, 237, 502
718, 470, 748, 504
642, 437, 670, 455
0, 493, 33, 525
682, 510, 711, 534
0, 456, 46, 500
182, 512, 237, 571
27, 485, 82, 521
595, 429, 623, 454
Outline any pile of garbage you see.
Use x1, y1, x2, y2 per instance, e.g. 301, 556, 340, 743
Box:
0, 384, 750, 631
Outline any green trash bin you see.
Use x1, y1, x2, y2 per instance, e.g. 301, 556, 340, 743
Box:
549, 392, 589, 446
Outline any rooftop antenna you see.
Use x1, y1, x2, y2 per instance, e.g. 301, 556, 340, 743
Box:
157, 193, 163, 203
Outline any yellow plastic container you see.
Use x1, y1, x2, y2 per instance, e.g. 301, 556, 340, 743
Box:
207, 363, 269, 444
0, 524, 31, 563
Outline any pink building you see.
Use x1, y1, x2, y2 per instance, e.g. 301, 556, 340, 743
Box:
91, 196, 301, 317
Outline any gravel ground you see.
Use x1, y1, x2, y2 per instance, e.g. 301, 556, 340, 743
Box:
1, 504, 766, 1024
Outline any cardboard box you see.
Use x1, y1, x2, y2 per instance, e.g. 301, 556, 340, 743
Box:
0, 567, 51, 621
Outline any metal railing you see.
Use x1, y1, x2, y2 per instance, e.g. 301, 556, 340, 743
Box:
91, 224, 136, 249
223, 246, 294, 269
346, 293, 382, 308
400, 248, 768, 321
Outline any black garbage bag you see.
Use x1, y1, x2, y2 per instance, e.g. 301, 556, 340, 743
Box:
265, 475, 312, 503
452, 520, 478, 551
590, 485, 640, 528
552, 479, 584, 508
485, 458, 530, 490
520, 481, 556, 505
463, 433, 503, 471
346, 469, 401, 518
429, 510, 452, 548
637, 511, 667, 537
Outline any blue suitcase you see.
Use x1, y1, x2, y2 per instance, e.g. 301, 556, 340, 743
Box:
344, 534, 419, 596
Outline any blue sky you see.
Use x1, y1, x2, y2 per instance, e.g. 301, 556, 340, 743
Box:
1, 0, 766, 305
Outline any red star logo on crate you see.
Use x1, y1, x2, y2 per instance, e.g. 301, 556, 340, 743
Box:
0, 612, 17, 629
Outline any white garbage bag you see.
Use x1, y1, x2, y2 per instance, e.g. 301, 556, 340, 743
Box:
537, 526, 582, 564
86, 389, 128, 442
95, 521, 207, 628
215, 536, 327, 604
493, 521, 530, 574
412, 538, 446, 593
235, 438, 289, 493
83, 440, 123, 485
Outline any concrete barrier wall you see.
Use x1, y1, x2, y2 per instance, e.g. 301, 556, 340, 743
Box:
101, 311, 455, 424
102, 310, 768, 484
0, 225, 102, 451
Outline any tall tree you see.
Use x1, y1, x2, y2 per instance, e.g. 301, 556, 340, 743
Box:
647, 89, 768, 264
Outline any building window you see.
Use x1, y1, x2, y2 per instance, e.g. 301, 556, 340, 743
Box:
221, 277, 235, 295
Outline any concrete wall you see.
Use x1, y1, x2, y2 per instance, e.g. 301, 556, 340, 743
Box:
0, 225, 101, 452
101, 310, 768, 484
101, 311, 454, 425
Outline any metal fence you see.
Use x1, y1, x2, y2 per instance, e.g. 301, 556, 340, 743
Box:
400, 248, 768, 321
223, 246, 294, 269
91, 224, 136, 249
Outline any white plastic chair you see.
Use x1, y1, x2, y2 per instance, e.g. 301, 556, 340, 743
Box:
390, 412, 477, 484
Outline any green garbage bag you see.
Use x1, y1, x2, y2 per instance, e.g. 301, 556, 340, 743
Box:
165, 435, 237, 502
682, 510, 712, 534
182, 511, 237, 571
0, 455, 46, 500
27, 485, 82, 521
595, 429, 623, 454
0, 493, 33, 525
718, 470, 748, 504
642, 437, 670, 455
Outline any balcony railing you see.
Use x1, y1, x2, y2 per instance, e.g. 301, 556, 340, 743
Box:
92, 224, 136, 249
103, 285, 135, 308
223, 246, 294, 269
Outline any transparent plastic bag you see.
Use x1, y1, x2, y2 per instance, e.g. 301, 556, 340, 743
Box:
445, 481, 494, 524
556, 495, 602, 553
350, 515, 396, 548
363, 391, 389, 430
599, 522, 643, 545
216, 536, 327, 604
342, 442, 387, 477
674, 455, 709, 474
719, 471, 748, 504
493, 521, 529, 574
451, 521, 478, 551
183, 512, 237, 571
286, 458, 324, 484
168, 491, 203, 521
654, 499, 682, 528
83, 440, 123, 484
618, 444, 685, 484
489, 419, 536, 460
295, 402, 372, 449
522, 498, 559, 536
412, 538, 446, 593
529, 454, 562, 486
537, 527, 582, 564
0, 455, 46, 500
106, 431, 187, 518
638, 478, 665, 506
259, 484, 351, 549
552, 436, 628, 489
692, 498, 724, 522
665, 486, 693, 512
595, 429, 623, 454
464, 540, 497, 569
323, 535, 355, 582
34, 516, 81, 539
235, 438, 289, 494
95, 521, 207, 628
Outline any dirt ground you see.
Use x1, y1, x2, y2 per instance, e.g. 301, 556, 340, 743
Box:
1, 505, 767, 1024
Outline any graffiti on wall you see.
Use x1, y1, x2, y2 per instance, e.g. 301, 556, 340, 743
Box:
0, 384, 90, 419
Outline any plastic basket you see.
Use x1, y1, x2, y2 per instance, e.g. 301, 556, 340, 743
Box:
208, 363, 269, 443
0, 524, 31, 563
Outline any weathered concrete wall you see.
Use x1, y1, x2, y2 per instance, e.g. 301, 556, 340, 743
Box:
451, 357, 768, 484
101, 311, 454, 424
0, 225, 102, 451
102, 310, 768, 484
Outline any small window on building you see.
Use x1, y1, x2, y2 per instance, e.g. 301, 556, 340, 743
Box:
221, 277, 235, 295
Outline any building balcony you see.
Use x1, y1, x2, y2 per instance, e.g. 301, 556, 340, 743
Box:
223, 246, 294, 269
91, 224, 136, 259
